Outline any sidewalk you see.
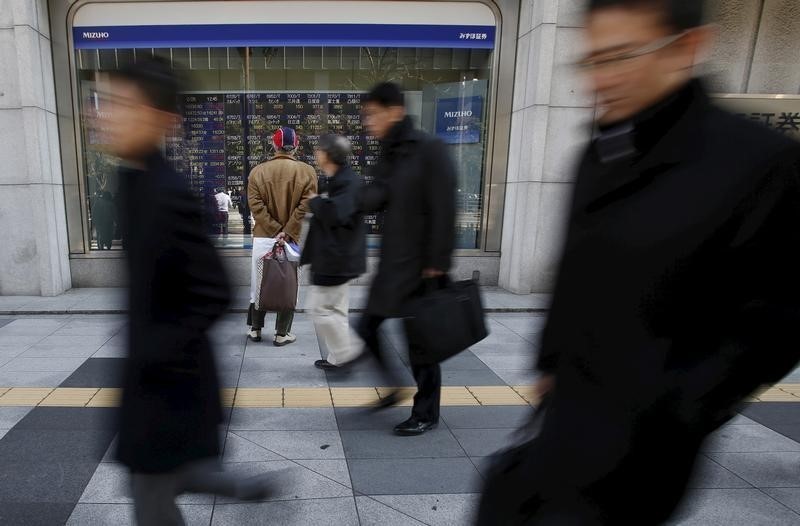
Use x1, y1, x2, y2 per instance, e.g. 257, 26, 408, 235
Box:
0, 311, 799, 524
0, 286, 551, 315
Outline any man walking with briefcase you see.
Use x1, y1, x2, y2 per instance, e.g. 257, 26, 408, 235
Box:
357, 82, 457, 436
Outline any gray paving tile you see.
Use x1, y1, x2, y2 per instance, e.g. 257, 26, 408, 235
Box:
59, 358, 124, 388
213, 460, 353, 504
218, 371, 241, 388
469, 342, 533, 355
1, 503, 80, 526
13, 407, 116, 431
242, 355, 319, 372
232, 430, 345, 460
707, 452, 800, 487
0, 429, 113, 464
0, 334, 48, 346
92, 344, 127, 359
325, 368, 415, 388
229, 408, 338, 431
441, 406, 535, 429
215, 355, 244, 373
20, 345, 100, 358
687, 456, 752, 489
762, 488, 800, 514
0, 318, 67, 335
50, 325, 121, 338
767, 424, 800, 444
473, 353, 536, 371
212, 497, 359, 526
348, 458, 483, 495
440, 352, 492, 371
341, 428, 466, 459
728, 415, 759, 425
666, 489, 800, 525
0, 319, 14, 329
370, 494, 481, 526
452, 428, 518, 457
0, 352, 21, 368
0, 370, 73, 386
442, 369, 507, 386
1, 356, 88, 372
335, 407, 420, 431
222, 432, 285, 463
78, 462, 213, 504
237, 369, 328, 387
490, 369, 540, 386
742, 402, 800, 425
355, 496, 427, 525
67, 504, 212, 526
37, 334, 113, 349
704, 424, 800, 453
293, 459, 353, 487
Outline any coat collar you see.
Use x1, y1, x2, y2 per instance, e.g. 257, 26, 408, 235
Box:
582, 80, 709, 214
270, 152, 297, 161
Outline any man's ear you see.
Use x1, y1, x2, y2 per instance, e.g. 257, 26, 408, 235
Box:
680, 24, 716, 69
390, 105, 406, 123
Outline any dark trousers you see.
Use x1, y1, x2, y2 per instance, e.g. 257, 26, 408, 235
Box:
357, 313, 441, 423
248, 303, 294, 336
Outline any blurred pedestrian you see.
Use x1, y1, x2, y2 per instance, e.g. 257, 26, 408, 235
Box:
477, 1, 800, 524
301, 134, 366, 370
107, 56, 271, 526
238, 187, 252, 236
358, 82, 457, 436
247, 127, 317, 345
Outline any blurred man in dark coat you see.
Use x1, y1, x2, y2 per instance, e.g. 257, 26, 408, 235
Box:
478, 1, 800, 524
357, 82, 457, 436
107, 57, 269, 526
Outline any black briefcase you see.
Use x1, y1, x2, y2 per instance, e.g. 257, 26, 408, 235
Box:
404, 278, 488, 365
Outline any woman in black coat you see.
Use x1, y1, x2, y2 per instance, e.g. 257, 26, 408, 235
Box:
301, 134, 367, 369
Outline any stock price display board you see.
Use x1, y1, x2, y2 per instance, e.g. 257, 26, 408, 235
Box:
167, 92, 382, 234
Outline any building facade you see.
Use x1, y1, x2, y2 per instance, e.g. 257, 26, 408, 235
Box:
1, 0, 798, 296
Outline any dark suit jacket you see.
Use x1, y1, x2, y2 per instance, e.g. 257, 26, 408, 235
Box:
300, 165, 367, 279
360, 117, 457, 317
117, 153, 231, 473
480, 80, 800, 524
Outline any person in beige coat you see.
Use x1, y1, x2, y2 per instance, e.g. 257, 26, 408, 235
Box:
247, 127, 317, 346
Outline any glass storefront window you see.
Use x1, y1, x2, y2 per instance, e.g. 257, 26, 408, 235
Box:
72, 1, 497, 251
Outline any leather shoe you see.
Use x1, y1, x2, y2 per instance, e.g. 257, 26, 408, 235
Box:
370, 391, 400, 412
314, 359, 340, 371
394, 417, 437, 436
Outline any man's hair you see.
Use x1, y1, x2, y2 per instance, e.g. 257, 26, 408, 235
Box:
364, 82, 405, 108
110, 55, 184, 113
317, 134, 352, 167
588, 0, 705, 31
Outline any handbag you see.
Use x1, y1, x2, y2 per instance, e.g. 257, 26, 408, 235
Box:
476, 395, 552, 525
404, 277, 488, 365
255, 242, 298, 312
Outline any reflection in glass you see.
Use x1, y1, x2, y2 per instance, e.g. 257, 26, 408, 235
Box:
77, 46, 492, 251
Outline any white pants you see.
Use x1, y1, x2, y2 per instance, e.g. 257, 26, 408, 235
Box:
309, 283, 363, 366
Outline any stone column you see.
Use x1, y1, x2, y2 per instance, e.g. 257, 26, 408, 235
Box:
0, 0, 70, 295
499, 0, 593, 294
748, 0, 800, 94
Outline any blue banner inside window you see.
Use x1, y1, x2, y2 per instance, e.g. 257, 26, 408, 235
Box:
436, 96, 484, 144
73, 23, 496, 49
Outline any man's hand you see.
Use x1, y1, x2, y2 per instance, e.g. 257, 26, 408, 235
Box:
422, 268, 445, 279
533, 374, 556, 402
275, 232, 288, 245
